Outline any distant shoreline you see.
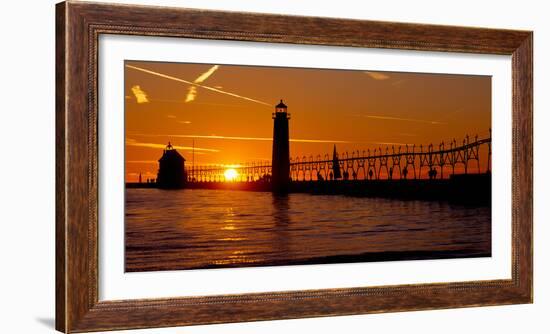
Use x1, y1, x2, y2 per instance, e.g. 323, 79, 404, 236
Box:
125, 249, 491, 273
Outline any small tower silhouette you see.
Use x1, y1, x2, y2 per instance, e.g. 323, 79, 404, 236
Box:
271, 99, 290, 193
332, 145, 342, 180
156, 142, 187, 189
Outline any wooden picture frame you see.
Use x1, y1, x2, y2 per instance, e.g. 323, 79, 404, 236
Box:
56, 1, 533, 332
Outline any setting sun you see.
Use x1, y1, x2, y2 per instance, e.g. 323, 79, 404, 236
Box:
224, 168, 239, 181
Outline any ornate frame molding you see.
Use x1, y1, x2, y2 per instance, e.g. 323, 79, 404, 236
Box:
56, 1, 532, 332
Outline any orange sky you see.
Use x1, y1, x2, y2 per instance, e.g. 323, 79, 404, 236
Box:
125, 60, 491, 182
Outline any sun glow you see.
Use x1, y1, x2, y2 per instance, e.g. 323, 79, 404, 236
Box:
224, 168, 239, 181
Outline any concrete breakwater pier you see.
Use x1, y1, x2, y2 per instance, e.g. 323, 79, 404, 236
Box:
127, 173, 490, 205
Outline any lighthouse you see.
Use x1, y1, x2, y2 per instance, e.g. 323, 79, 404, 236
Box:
271, 99, 291, 193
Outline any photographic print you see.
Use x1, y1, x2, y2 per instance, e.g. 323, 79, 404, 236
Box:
56, 5, 533, 330
124, 61, 492, 272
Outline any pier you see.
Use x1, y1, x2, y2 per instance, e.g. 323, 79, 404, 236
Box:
127, 100, 491, 205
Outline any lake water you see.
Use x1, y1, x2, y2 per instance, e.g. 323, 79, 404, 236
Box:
125, 188, 491, 272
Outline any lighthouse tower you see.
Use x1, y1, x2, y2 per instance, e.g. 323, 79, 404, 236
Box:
271, 99, 290, 193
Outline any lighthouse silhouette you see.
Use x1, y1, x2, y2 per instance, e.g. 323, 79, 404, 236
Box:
271, 99, 290, 193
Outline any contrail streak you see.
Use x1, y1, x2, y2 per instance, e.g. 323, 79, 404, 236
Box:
126, 139, 219, 152
129, 133, 354, 144
356, 114, 447, 125
126, 160, 158, 164
131, 97, 242, 108
186, 65, 220, 102
373, 141, 413, 146
290, 138, 353, 143
365, 71, 390, 80
126, 64, 271, 107
194, 65, 219, 83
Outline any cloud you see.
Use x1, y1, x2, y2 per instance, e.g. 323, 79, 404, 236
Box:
186, 65, 219, 102
129, 133, 354, 144
133, 98, 240, 108
126, 160, 158, 164
131, 85, 149, 103
126, 64, 271, 107
126, 138, 219, 152
434, 107, 463, 122
355, 114, 447, 125
194, 65, 219, 83
128, 133, 419, 148
365, 71, 390, 80
185, 86, 197, 103
372, 141, 413, 146
179, 121, 192, 124
290, 138, 352, 143
128, 172, 156, 177
391, 79, 408, 87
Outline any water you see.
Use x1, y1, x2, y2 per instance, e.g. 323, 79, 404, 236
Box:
125, 188, 491, 272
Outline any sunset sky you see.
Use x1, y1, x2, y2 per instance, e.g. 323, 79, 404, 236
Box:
125, 60, 491, 182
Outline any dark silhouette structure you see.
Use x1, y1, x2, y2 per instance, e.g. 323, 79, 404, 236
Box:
124, 98, 491, 206
156, 142, 187, 189
332, 145, 342, 180
185, 133, 490, 184
271, 99, 290, 193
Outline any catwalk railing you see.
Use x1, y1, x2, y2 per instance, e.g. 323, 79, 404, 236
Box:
187, 133, 491, 183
